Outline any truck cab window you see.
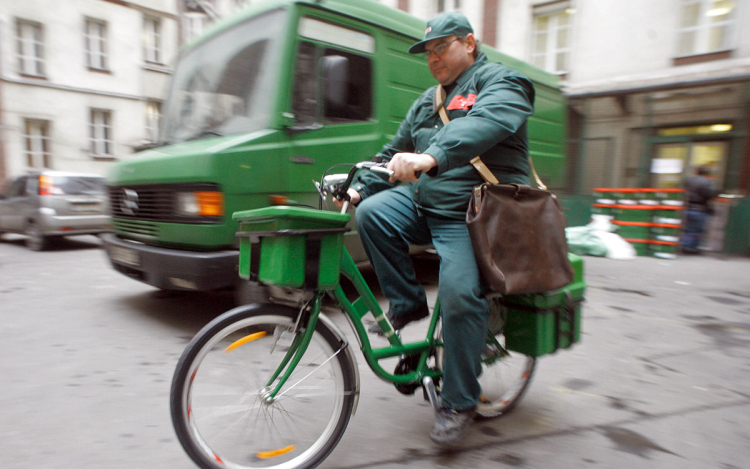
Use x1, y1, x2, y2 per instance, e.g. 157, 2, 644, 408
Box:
292, 41, 372, 126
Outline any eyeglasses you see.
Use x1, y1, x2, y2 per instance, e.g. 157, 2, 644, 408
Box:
424, 38, 460, 59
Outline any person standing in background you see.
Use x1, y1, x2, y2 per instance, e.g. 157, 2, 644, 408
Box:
681, 166, 716, 254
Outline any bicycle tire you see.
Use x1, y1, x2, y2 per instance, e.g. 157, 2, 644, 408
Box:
476, 332, 536, 419
171, 303, 357, 469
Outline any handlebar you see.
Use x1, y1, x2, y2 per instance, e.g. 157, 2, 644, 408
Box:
319, 162, 393, 214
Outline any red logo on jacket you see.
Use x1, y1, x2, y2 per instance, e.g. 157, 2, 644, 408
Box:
446, 94, 477, 111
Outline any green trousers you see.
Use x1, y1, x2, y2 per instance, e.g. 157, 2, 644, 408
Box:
355, 186, 490, 410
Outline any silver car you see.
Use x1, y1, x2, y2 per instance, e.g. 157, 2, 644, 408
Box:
0, 171, 110, 251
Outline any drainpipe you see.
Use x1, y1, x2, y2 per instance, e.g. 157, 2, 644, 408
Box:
739, 82, 750, 194
574, 98, 590, 194
482, 0, 499, 48
638, 93, 654, 188
0, 25, 7, 188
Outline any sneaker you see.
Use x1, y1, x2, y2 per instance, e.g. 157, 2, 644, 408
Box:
429, 406, 476, 445
368, 304, 430, 334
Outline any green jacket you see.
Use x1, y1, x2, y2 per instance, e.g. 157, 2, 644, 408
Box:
353, 52, 535, 220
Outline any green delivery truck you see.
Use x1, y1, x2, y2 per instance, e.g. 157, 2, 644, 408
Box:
103, 0, 568, 298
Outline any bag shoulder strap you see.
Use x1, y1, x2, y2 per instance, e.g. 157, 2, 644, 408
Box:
435, 85, 546, 190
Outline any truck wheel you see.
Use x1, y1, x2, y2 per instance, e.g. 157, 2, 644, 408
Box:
25, 222, 49, 251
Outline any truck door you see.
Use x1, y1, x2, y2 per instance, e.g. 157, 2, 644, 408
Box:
285, 17, 383, 205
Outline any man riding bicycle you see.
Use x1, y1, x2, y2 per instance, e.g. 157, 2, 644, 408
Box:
339, 11, 536, 444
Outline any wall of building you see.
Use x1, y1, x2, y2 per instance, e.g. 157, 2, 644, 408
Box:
0, 0, 179, 182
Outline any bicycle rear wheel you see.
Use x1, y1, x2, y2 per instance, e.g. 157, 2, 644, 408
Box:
171, 303, 357, 469
476, 333, 536, 419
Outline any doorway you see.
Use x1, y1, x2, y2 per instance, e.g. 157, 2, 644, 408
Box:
651, 140, 727, 189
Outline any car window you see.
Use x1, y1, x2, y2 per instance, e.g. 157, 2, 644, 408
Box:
6, 178, 26, 197
48, 176, 105, 195
26, 177, 39, 195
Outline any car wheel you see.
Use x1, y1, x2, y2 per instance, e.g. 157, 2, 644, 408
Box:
25, 222, 49, 251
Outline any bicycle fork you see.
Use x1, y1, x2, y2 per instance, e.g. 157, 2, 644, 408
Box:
263, 294, 330, 402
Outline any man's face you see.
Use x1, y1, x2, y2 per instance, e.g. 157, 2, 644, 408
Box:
425, 34, 476, 86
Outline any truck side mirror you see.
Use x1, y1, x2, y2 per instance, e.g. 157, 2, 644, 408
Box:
323, 55, 349, 113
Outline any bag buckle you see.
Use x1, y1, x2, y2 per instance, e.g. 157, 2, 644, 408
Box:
473, 186, 483, 214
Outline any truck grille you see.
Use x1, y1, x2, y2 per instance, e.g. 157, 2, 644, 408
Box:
112, 219, 159, 237
107, 183, 222, 224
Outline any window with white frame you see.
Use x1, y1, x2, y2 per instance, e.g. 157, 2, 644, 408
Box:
436, 0, 461, 14
85, 18, 108, 70
24, 119, 52, 168
16, 19, 45, 77
677, 0, 737, 57
90, 109, 113, 158
145, 100, 162, 142
143, 16, 162, 64
531, 2, 573, 74
183, 12, 209, 43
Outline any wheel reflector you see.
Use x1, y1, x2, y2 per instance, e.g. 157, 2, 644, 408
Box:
256, 445, 296, 459
224, 331, 267, 353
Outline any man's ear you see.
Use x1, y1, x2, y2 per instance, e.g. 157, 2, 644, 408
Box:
464, 33, 477, 54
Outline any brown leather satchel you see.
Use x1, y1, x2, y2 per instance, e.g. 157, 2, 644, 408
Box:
466, 182, 574, 294
436, 85, 574, 295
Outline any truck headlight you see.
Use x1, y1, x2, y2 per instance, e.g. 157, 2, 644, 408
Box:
176, 191, 224, 217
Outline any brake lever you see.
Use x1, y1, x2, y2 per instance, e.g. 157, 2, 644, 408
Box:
313, 180, 330, 210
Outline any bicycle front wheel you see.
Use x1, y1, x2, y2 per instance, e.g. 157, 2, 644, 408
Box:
476, 333, 536, 419
171, 303, 357, 469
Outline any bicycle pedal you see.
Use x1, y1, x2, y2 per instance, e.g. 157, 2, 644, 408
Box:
422, 377, 441, 413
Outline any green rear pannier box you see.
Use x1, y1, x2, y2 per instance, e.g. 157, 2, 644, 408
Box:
501, 253, 586, 357
233, 206, 350, 290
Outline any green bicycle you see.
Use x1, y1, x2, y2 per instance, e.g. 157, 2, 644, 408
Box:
170, 162, 583, 469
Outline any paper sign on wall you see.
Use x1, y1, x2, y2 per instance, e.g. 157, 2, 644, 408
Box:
651, 158, 684, 174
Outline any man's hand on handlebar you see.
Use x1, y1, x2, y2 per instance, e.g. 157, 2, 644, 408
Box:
387, 153, 437, 183
326, 161, 391, 212
333, 189, 361, 209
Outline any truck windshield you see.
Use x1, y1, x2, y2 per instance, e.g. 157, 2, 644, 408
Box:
161, 8, 286, 144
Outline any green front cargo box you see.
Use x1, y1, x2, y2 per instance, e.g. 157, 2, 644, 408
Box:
233, 206, 350, 289
501, 253, 586, 357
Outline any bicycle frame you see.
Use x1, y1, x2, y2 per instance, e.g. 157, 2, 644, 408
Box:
263, 245, 446, 399
333, 249, 444, 385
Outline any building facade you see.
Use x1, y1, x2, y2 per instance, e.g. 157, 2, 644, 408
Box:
0, 0, 179, 185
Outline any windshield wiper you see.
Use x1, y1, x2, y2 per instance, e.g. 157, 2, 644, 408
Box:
185, 128, 224, 142
134, 141, 168, 151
